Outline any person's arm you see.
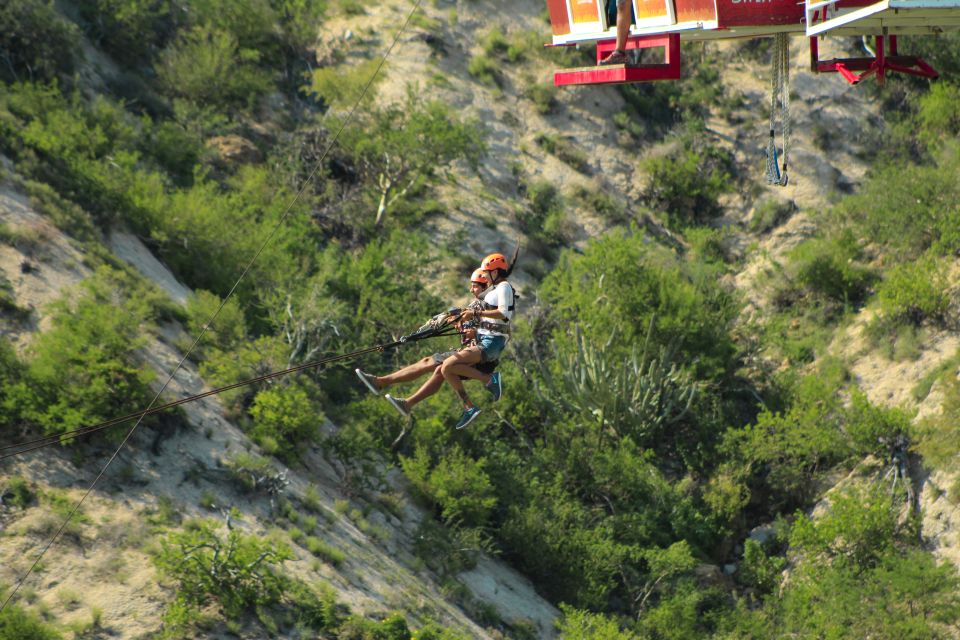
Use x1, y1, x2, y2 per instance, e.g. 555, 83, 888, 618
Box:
468, 282, 512, 322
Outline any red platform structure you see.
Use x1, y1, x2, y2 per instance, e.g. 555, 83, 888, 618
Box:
545, 0, 960, 86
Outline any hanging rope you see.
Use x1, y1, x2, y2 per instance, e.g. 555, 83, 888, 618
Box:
0, 0, 426, 615
765, 33, 790, 187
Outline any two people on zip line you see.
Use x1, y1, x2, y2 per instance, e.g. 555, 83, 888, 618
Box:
355, 252, 515, 430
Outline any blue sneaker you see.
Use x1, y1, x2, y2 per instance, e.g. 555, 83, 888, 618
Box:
485, 372, 502, 402
454, 406, 482, 430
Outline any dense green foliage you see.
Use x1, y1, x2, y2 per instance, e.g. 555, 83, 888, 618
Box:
0, 602, 62, 640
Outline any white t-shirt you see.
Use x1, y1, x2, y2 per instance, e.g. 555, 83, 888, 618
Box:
477, 281, 514, 337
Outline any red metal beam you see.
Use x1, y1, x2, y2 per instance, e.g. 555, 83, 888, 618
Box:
810, 35, 939, 85
554, 34, 681, 86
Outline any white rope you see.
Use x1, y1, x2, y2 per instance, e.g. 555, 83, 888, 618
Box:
765, 34, 790, 186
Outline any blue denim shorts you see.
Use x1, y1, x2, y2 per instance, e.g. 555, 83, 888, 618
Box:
478, 334, 507, 363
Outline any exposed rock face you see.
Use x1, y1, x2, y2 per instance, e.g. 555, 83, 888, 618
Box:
205, 134, 263, 168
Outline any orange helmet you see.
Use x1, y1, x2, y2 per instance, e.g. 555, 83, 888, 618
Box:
480, 253, 509, 272
470, 268, 490, 285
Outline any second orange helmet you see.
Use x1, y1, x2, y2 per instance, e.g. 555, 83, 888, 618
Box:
480, 253, 509, 272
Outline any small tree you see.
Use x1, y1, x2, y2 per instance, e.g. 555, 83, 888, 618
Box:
332, 88, 485, 226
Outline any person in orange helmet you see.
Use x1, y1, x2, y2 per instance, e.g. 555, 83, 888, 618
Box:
355, 269, 499, 418
439, 252, 514, 430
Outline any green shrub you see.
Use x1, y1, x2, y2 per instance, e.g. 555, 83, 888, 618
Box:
915, 373, 960, 469
780, 550, 960, 639
785, 232, 875, 306
75, 0, 173, 63
0, 0, 81, 83
642, 143, 734, 230
571, 185, 629, 224
517, 179, 573, 247
830, 150, 960, 261
535, 133, 591, 173
844, 391, 914, 457
402, 445, 497, 528
249, 383, 323, 460
153, 520, 291, 617
723, 369, 853, 509
523, 82, 558, 114
917, 82, 960, 149
0, 602, 63, 640
556, 604, 638, 639
185, 290, 247, 355
156, 26, 273, 108
1, 476, 35, 509
738, 538, 784, 595
304, 536, 345, 566
310, 58, 385, 110
224, 452, 288, 497
330, 91, 485, 228
539, 228, 738, 380
467, 55, 501, 87
876, 255, 949, 325
790, 485, 901, 572
11, 267, 156, 438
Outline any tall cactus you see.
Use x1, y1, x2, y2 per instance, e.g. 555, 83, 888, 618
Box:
538, 321, 697, 447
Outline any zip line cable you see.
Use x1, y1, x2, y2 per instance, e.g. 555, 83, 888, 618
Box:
0, 326, 457, 462
0, 0, 425, 614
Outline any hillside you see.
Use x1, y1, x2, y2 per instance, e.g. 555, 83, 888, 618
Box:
3, 0, 960, 639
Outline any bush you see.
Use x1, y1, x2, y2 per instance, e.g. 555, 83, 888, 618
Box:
723, 369, 853, 509
830, 150, 960, 261
467, 55, 501, 87
154, 520, 290, 614
330, 90, 485, 228
402, 446, 497, 528
539, 229, 738, 380
523, 82, 558, 115
0, 602, 63, 640
844, 391, 914, 457
517, 179, 573, 247
790, 485, 900, 572
0, 0, 81, 83
917, 82, 960, 149
249, 383, 323, 460
1, 476, 35, 509
156, 26, 273, 108
310, 58, 385, 111
11, 267, 156, 438
535, 133, 591, 173
304, 536, 345, 566
75, 0, 173, 64
876, 255, 949, 325
556, 604, 638, 639
642, 143, 734, 230
780, 550, 960, 639
185, 290, 247, 355
785, 231, 875, 306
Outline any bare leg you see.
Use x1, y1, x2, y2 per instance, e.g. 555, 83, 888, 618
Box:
440, 348, 483, 409
375, 356, 438, 389
405, 368, 444, 409
616, 0, 630, 52
446, 363, 491, 384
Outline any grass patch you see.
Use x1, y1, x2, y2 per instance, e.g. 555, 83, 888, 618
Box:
305, 536, 346, 566
535, 133, 590, 173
